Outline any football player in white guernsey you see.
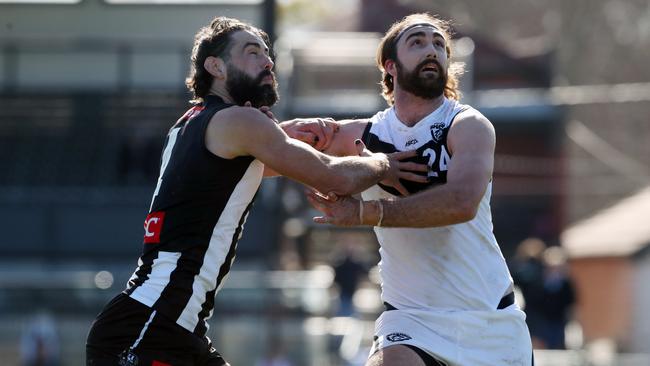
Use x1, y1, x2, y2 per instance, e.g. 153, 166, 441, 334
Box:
306, 13, 533, 366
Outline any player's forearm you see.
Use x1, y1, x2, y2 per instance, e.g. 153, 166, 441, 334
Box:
277, 119, 300, 130
365, 184, 481, 228
324, 154, 389, 196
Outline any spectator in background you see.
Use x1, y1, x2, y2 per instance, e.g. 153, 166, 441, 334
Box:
538, 246, 576, 349
332, 242, 370, 317
255, 339, 293, 366
511, 237, 547, 348
20, 312, 60, 366
511, 238, 577, 350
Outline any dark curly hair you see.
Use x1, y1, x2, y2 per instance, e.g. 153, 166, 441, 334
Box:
376, 13, 464, 105
185, 17, 272, 104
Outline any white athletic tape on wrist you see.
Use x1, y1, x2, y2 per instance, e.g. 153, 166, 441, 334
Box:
376, 200, 384, 227
359, 200, 364, 225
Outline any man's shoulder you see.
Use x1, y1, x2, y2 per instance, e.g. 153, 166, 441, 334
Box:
208, 105, 277, 136
369, 106, 394, 124
365, 107, 395, 139
448, 103, 496, 146
450, 102, 489, 124
206, 106, 276, 159
211, 105, 266, 123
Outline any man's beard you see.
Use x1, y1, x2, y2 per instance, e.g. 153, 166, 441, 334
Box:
225, 64, 279, 108
395, 59, 447, 99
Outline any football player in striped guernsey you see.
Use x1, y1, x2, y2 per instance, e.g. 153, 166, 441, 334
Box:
86, 17, 428, 366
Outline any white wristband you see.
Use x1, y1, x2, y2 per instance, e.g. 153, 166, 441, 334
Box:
376, 200, 384, 227
359, 200, 364, 225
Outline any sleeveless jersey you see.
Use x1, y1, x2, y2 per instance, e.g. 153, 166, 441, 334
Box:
361, 98, 514, 311
124, 95, 264, 336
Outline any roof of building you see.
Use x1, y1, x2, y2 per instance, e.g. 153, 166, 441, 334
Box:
562, 186, 650, 258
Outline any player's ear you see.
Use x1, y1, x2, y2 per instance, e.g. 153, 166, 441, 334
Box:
385, 59, 397, 78
204, 56, 226, 79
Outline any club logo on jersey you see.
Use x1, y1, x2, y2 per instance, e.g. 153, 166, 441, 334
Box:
386, 332, 412, 342
430, 122, 446, 142
143, 211, 165, 244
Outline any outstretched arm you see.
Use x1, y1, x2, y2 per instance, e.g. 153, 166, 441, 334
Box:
206, 107, 422, 197
244, 103, 340, 177
308, 110, 495, 227
263, 117, 339, 177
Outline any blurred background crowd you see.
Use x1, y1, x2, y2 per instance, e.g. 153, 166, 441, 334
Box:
1, 0, 649, 365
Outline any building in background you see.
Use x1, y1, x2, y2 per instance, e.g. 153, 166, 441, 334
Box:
563, 186, 650, 354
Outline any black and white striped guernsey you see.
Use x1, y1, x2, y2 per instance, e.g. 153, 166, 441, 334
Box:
124, 95, 264, 336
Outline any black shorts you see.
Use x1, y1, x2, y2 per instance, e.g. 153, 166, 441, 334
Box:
86, 293, 227, 366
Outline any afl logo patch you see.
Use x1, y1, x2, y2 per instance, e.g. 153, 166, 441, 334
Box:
386, 332, 412, 342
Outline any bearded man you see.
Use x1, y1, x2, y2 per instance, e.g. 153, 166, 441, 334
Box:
308, 13, 534, 366
85, 16, 427, 366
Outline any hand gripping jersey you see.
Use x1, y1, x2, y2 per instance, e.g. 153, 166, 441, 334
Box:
361, 98, 514, 311
124, 96, 264, 336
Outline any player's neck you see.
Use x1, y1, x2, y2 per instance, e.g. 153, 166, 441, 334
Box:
393, 91, 445, 127
208, 84, 235, 105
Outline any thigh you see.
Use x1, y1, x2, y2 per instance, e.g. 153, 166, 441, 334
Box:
87, 294, 208, 366
366, 345, 426, 366
87, 294, 152, 365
